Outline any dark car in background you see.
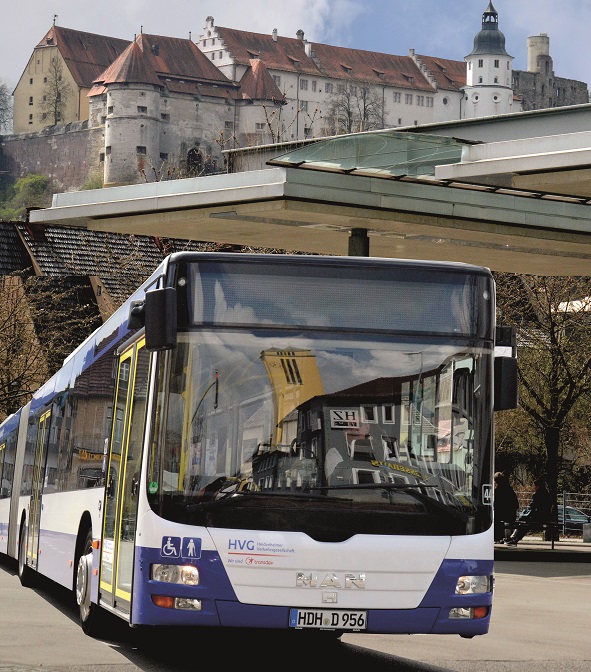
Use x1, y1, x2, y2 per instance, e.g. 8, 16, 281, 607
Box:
518, 504, 591, 534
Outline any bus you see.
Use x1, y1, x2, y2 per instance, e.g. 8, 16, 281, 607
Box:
0, 252, 517, 639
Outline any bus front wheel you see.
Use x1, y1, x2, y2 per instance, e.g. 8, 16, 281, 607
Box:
76, 529, 106, 637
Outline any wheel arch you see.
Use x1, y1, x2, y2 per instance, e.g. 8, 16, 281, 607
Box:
73, 512, 93, 591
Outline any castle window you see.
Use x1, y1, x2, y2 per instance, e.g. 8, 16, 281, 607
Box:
478, 77, 483, 83
161, 113, 170, 121
426, 97, 433, 107
494, 77, 498, 83
478, 59, 483, 68
312, 80, 317, 92
107, 106, 113, 114
99, 152, 105, 162
106, 146, 111, 155
137, 106, 147, 114
136, 146, 147, 155
160, 153, 169, 161
28, 114, 33, 124
416, 95, 424, 106
255, 122, 265, 131
304, 126, 311, 138
300, 79, 308, 91
325, 82, 333, 93
29, 78, 33, 85
28, 96, 33, 105
219, 51, 223, 59
273, 75, 281, 87
225, 121, 233, 129
393, 92, 401, 102
494, 59, 499, 68
299, 100, 308, 112
405, 93, 413, 104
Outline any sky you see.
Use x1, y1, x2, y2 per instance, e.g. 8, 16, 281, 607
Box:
1, 0, 590, 90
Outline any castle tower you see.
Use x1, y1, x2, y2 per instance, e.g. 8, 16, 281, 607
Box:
462, 2, 515, 119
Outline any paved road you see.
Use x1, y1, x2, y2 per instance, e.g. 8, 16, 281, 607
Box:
1, 553, 590, 672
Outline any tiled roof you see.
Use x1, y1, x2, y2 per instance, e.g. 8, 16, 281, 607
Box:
216, 27, 321, 75
0, 222, 31, 274
311, 42, 435, 91
93, 40, 162, 87
239, 59, 286, 102
38, 26, 130, 89
12, 223, 296, 307
415, 55, 467, 91
90, 32, 236, 98
214, 25, 438, 92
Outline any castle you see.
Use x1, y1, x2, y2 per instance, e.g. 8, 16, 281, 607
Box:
1, 2, 588, 191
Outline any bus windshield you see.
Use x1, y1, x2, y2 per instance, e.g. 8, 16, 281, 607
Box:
147, 327, 491, 539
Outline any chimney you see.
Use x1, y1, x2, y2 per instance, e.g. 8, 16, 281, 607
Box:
296, 29, 304, 41
272, 28, 277, 41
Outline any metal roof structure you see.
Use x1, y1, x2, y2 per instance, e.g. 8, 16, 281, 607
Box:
28, 123, 591, 276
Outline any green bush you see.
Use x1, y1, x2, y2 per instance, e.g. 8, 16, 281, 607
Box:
0, 173, 52, 221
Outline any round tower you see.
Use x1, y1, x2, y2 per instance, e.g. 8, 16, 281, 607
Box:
527, 34, 551, 74
104, 83, 161, 186
463, 2, 515, 119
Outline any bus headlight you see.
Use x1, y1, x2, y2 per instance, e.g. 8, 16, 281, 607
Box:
455, 575, 492, 594
151, 564, 200, 585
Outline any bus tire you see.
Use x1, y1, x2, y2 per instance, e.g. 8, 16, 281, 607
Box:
76, 529, 106, 637
17, 523, 35, 587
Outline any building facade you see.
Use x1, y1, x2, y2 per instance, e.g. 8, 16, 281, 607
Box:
2, 3, 588, 191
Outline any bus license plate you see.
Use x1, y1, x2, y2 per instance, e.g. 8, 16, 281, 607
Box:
289, 608, 367, 630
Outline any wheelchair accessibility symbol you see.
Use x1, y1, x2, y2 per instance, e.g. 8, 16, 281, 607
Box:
160, 536, 181, 557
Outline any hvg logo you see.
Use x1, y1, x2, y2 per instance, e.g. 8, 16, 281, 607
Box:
228, 538, 255, 551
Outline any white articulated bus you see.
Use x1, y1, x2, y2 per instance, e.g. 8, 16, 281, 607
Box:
0, 252, 517, 638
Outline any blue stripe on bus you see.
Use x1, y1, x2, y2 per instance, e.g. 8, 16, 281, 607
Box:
132, 547, 492, 635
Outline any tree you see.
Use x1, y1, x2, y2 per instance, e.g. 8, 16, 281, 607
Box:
323, 80, 386, 135
494, 273, 591, 505
0, 272, 101, 420
0, 79, 12, 133
0, 173, 53, 221
39, 57, 72, 126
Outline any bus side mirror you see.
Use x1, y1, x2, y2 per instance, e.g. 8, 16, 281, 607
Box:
494, 356, 518, 411
145, 287, 177, 351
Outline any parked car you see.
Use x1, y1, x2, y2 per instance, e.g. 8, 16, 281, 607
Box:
518, 505, 591, 534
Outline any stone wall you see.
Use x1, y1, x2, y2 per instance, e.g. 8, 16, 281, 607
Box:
0, 122, 104, 192
513, 70, 589, 112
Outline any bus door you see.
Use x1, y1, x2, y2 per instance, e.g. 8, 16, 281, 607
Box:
27, 409, 51, 570
99, 338, 150, 614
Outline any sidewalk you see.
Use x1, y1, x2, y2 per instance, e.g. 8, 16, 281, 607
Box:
494, 535, 591, 562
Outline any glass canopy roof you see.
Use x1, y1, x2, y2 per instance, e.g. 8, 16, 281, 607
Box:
267, 130, 471, 178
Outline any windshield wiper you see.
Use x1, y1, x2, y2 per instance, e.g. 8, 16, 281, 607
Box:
308, 482, 437, 491
186, 490, 351, 511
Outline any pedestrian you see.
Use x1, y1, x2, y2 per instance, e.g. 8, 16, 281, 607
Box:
493, 471, 519, 543
503, 477, 553, 546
